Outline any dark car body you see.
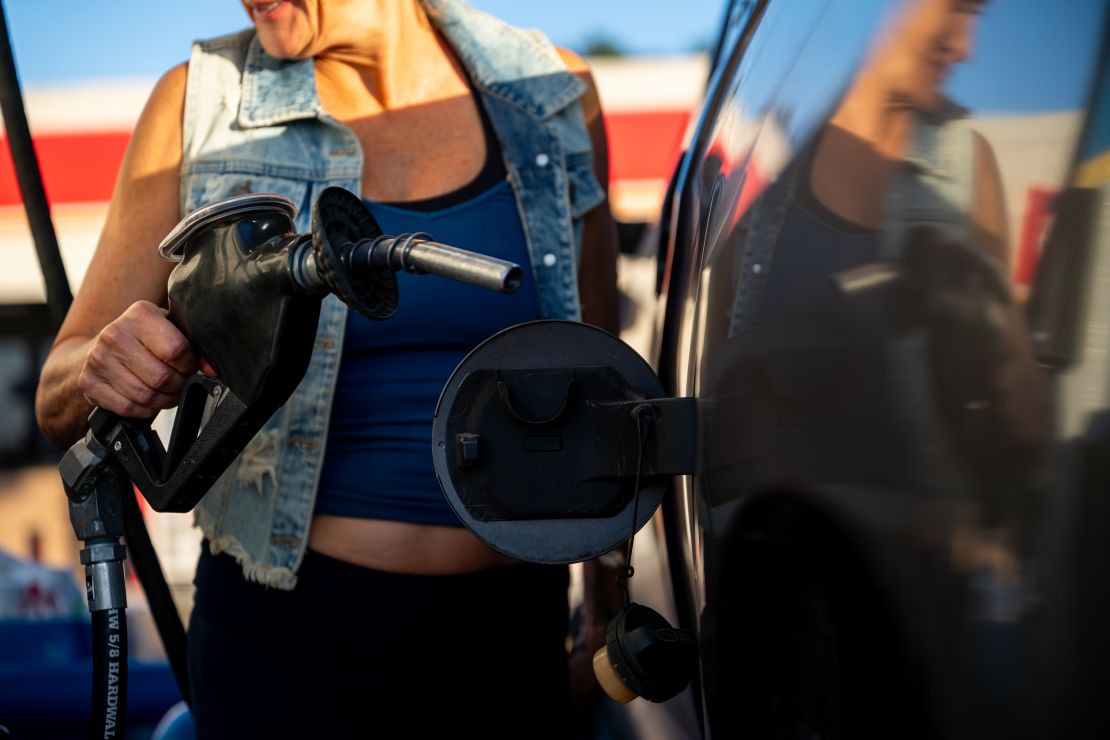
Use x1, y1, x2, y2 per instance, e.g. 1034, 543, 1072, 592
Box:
620, 1, 1110, 737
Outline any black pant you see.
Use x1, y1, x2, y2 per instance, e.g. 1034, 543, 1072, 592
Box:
188, 545, 571, 739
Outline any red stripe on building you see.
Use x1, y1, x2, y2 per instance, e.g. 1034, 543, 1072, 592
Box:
0, 131, 129, 205
0, 110, 690, 207
605, 110, 690, 182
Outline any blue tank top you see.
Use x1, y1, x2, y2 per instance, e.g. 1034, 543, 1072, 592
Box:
314, 180, 540, 526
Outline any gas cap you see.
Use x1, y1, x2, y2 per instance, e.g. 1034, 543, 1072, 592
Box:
433, 321, 696, 564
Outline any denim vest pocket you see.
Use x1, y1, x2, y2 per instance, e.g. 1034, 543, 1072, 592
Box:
183, 171, 312, 223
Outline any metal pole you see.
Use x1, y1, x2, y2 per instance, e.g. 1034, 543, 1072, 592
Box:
0, 0, 72, 328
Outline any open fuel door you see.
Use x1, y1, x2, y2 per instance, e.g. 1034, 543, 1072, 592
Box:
433, 320, 697, 563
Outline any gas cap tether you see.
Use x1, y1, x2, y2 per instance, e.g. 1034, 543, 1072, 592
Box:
594, 401, 698, 705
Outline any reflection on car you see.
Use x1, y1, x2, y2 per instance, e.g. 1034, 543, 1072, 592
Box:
622, 0, 1110, 737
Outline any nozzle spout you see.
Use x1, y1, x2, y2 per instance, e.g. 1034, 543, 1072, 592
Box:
355, 233, 523, 294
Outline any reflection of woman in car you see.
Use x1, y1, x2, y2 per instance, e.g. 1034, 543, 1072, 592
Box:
810, 0, 1004, 261
723, 0, 1046, 493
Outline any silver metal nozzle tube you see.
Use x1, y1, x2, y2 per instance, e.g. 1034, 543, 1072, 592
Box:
289, 235, 328, 294
358, 234, 523, 294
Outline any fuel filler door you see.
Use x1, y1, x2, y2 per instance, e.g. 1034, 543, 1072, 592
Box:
433, 321, 698, 563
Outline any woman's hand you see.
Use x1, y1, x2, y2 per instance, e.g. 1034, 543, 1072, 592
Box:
569, 613, 608, 711
35, 63, 187, 448
79, 300, 204, 418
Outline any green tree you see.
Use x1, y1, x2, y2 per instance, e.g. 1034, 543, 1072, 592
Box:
580, 32, 625, 58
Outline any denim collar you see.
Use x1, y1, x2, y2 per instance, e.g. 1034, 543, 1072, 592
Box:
238, 0, 584, 129
237, 37, 321, 128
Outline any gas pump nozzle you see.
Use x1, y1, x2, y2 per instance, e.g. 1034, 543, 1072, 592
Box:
68, 186, 522, 517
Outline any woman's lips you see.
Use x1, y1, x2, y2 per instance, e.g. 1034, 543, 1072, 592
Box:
250, 0, 289, 21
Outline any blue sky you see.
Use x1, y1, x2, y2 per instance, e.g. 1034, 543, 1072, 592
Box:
5, 0, 727, 85
946, 0, 1105, 113
5, 0, 1104, 113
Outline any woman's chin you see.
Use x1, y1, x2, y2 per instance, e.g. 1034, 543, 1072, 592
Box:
257, 36, 312, 61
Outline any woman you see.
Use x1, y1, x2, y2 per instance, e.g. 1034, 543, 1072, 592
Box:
35, 1, 620, 736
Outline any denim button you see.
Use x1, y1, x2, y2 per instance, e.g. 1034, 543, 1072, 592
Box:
535, 153, 550, 167
542, 252, 557, 267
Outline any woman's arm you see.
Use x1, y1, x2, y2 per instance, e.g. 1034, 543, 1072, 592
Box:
35, 63, 200, 448
559, 48, 620, 334
969, 132, 1049, 450
970, 131, 1008, 268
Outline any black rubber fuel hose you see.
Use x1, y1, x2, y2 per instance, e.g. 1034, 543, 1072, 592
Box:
120, 484, 191, 706
90, 608, 128, 740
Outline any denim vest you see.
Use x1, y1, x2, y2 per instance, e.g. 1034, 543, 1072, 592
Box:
182, 0, 605, 589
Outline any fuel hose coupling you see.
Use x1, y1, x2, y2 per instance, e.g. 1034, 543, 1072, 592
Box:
80, 538, 128, 612
60, 427, 130, 613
